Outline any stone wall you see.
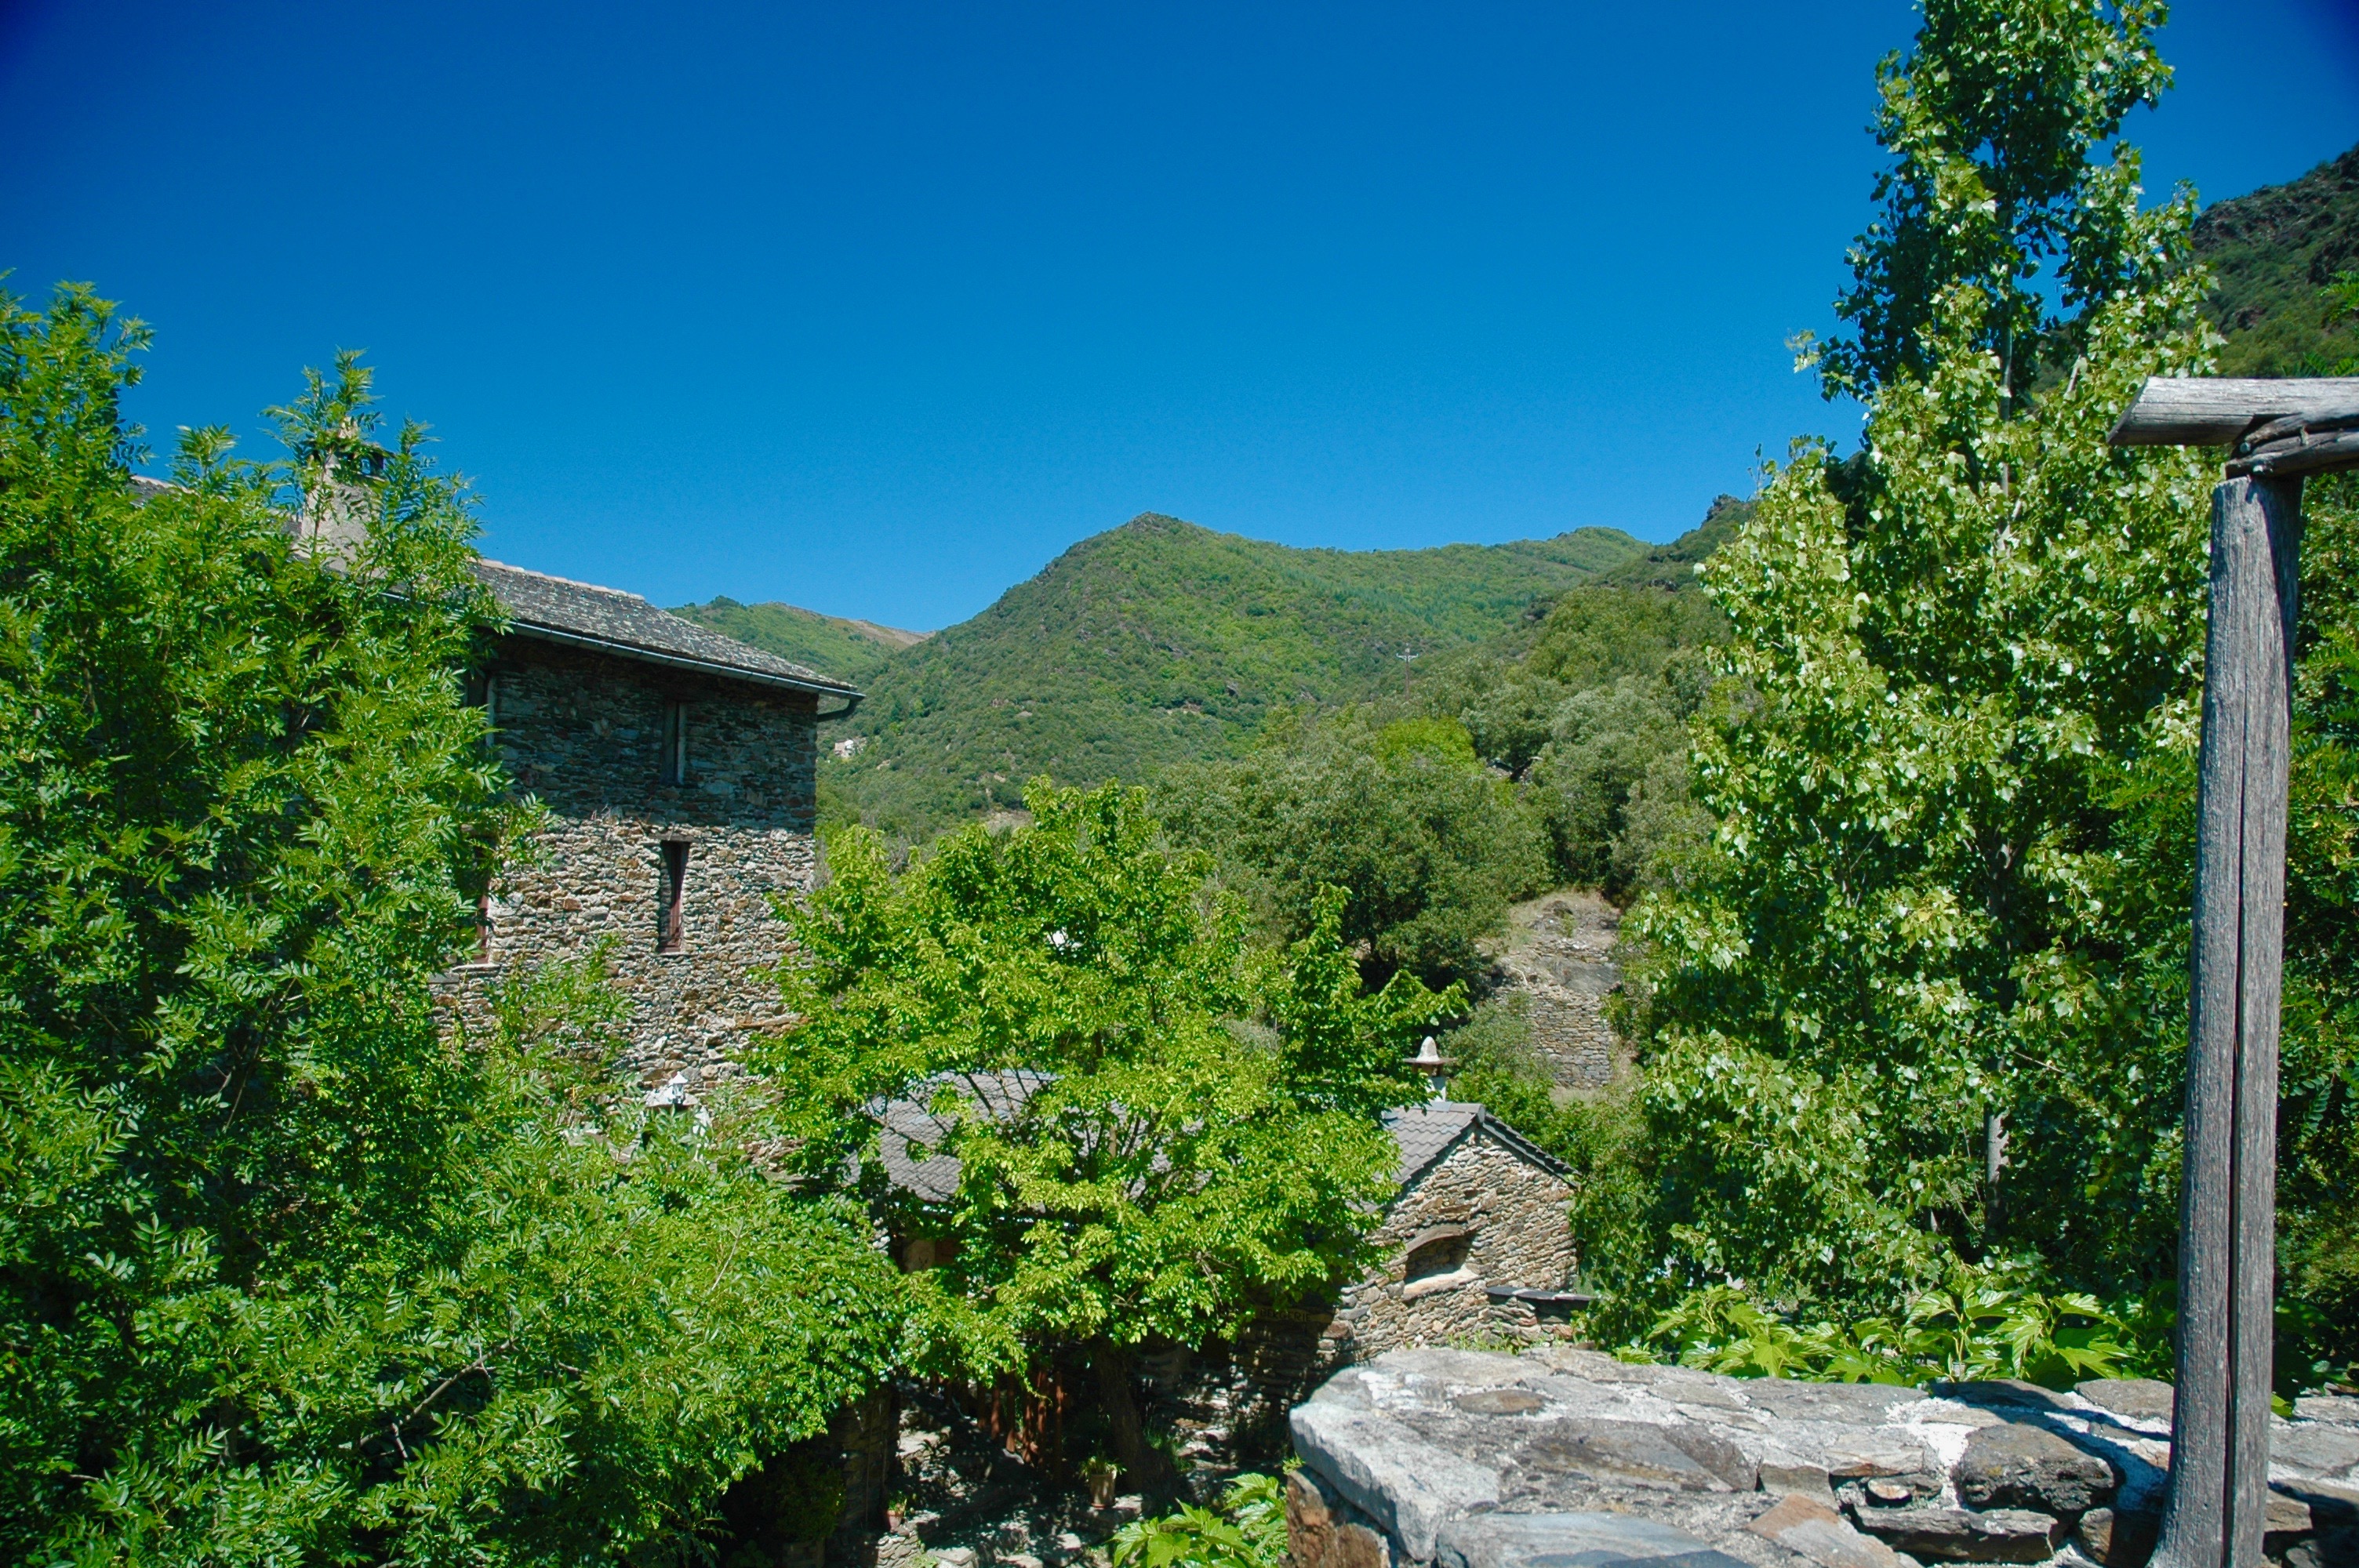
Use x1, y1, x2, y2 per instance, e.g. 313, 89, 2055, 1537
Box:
442, 640, 820, 1094
1488, 894, 1622, 1090
1327, 1130, 1579, 1363
1285, 1345, 2359, 1568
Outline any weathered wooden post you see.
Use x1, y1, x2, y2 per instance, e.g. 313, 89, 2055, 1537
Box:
2108, 376, 2359, 1568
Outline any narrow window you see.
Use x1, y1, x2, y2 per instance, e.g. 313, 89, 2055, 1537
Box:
659, 840, 690, 952
463, 670, 499, 744
659, 701, 689, 785
474, 887, 495, 964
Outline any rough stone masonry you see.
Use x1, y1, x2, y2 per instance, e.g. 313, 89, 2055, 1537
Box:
1285, 1348, 2359, 1568
435, 558, 856, 1102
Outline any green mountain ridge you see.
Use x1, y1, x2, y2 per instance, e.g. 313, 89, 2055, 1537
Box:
816, 512, 1656, 833
674, 140, 2355, 844
669, 597, 928, 688
2197, 140, 2359, 376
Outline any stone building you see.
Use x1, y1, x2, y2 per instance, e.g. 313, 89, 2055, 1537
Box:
1324, 1102, 1580, 1362
449, 558, 860, 1099
877, 1080, 1576, 1357
874, 1076, 1580, 1469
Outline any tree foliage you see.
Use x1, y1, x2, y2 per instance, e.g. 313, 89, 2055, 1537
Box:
1613, 0, 2359, 1392
1155, 714, 1551, 986
1819, 0, 2174, 401
0, 284, 902, 1563
761, 782, 1458, 1394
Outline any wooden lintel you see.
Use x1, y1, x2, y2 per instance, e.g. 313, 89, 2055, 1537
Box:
2109, 376, 2359, 448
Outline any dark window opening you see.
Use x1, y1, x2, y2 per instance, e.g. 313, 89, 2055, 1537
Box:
1403, 1229, 1473, 1283
659, 701, 689, 785
460, 840, 498, 966
463, 670, 500, 740
659, 840, 690, 953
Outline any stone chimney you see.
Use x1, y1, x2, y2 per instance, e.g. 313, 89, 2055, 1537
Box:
292, 427, 385, 565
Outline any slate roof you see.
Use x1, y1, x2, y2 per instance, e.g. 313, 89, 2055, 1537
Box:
1383, 1100, 1571, 1185
877, 1070, 1055, 1202
873, 1076, 1568, 1205
473, 558, 860, 699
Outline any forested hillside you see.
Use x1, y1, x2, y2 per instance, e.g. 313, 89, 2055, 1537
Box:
669, 595, 926, 688
2197, 139, 2359, 375
814, 512, 1651, 834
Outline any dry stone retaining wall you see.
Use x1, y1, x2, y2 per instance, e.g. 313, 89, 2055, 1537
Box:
1488, 893, 1623, 1090
1287, 1346, 2359, 1568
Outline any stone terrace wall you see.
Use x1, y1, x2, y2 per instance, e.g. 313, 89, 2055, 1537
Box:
442, 641, 820, 1095
1285, 1346, 2359, 1568
1488, 894, 1622, 1090
1329, 1132, 1579, 1363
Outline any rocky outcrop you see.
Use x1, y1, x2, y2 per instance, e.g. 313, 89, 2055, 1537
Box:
1285, 1347, 2359, 1568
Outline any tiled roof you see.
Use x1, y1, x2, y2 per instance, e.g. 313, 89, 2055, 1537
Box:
474, 558, 860, 699
873, 1078, 1568, 1205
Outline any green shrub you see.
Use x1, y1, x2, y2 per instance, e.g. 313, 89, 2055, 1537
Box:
1114, 1473, 1289, 1568
1634, 1265, 2165, 1388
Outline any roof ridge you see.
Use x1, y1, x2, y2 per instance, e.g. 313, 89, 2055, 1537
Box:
476, 557, 653, 605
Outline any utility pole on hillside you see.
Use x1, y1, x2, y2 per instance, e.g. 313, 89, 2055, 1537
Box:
2108, 376, 2359, 1568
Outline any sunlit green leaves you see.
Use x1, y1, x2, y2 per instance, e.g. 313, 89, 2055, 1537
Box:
763, 780, 1457, 1382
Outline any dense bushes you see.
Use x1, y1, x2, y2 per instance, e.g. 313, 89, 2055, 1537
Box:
1155, 715, 1550, 985
1153, 580, 1723, 991
0, 286, 902, 1563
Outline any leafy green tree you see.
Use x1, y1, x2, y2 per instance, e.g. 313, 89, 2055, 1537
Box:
1818, 0, 2174, 402
0, 284, 901, 1563
762, 782, 1456, 1483
1616, 0, 2266, 1322
1528, 682, 1693, 896
1155, 715, 1550, 985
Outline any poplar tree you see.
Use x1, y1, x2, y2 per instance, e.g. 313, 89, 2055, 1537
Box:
1620, 0, 2354, 1357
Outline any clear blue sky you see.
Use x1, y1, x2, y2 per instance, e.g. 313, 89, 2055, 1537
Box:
3, 2, 2355, 631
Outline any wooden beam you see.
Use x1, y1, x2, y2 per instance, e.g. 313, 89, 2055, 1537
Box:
2108, 376, 2359, 447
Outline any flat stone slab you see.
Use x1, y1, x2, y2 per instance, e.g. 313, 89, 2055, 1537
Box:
1291, 1400, 1502, 1563
1437, 1512, 1750, 1568
1748, 1494, 1905, 1568
1288, 1347, 2359, 1568
1848, 1504, 2059, 1563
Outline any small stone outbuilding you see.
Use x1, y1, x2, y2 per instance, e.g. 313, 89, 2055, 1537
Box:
874, 1078, 1581, 1470
875, 1082, 1578, 1359
1325, 1102, 1581, 1362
